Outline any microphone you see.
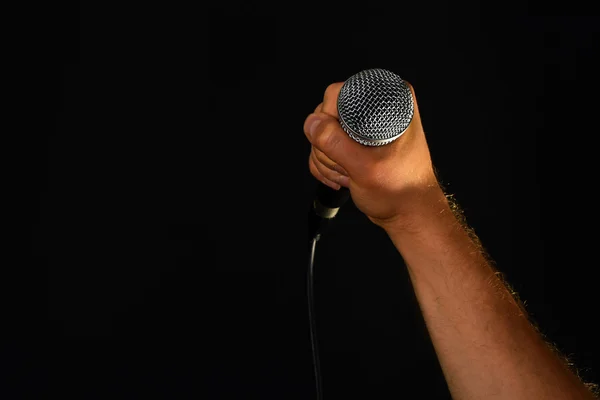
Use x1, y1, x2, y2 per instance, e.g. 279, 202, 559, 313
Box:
307, 68, 415, 241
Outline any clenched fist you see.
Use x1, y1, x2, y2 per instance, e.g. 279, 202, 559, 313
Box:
303, 81, 443, 231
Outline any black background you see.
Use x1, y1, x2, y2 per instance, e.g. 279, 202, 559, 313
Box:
22, 5, 600, 399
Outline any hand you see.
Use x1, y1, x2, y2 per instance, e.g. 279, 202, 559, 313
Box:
303, 82, 441, 230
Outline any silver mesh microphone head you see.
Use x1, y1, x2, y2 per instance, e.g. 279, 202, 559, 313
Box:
337, 68, 414, 146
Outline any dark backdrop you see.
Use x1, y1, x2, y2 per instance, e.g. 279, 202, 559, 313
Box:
23, 6, 600, 399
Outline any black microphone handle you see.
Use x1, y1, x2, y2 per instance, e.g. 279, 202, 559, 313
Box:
308, 183, 351, 242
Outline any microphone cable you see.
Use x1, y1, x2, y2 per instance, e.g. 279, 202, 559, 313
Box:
307, 236, 323, 400
307, 185, 349, 400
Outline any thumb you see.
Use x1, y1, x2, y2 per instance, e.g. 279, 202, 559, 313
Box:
303, 112, 365, 174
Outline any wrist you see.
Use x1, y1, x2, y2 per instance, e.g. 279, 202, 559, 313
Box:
375, 183, 456, 238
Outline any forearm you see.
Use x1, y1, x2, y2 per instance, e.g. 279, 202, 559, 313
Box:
385, 185, 595, 399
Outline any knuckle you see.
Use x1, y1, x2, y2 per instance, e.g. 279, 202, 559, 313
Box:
324, 82, 342, 101
323, 83, 343, 116
309, 156, 320, 177
312, 156, 328, 176
312, 152, 336, 180
313, 148, 328, 165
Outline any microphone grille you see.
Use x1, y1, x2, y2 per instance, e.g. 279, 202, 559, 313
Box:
337, 68, 414, 146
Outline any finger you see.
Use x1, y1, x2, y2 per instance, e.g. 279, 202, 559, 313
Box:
313, 147, 348, 176
321, 82, 344, 119
311, 149, 350, 188
309, 154, 340, 190
303, 112, 365, 174
314, 103, 323, 113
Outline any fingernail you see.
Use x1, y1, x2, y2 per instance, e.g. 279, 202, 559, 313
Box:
308, 116, 321, 138
325, 180, 341, 190
337, 175, 350, 187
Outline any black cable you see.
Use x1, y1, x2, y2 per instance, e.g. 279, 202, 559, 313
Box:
308, 236, 323, 400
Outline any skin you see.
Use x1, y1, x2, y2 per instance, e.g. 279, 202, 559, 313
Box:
303, 82, 598, 399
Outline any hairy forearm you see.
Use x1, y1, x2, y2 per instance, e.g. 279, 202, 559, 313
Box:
385, 185, 596, 399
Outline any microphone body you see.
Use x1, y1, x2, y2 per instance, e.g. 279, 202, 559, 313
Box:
307, 68, 415, 242
308, 185, 350, 241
